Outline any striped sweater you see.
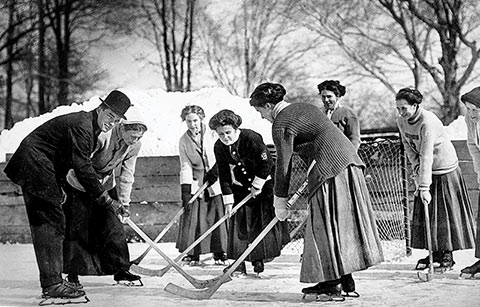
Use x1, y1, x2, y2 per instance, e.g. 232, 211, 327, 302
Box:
272, 103, 364, 197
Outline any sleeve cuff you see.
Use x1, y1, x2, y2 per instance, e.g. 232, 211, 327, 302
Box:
251, 176, 268, 190
223, 194, 234, 205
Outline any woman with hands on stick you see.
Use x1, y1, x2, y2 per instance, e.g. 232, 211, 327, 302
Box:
209, 109, 290, 276
249, 82, 383, 300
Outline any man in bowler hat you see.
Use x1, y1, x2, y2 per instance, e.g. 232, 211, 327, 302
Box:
4, 90, 131, 301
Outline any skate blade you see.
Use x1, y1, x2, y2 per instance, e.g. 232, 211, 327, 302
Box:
114, 280, 143, 287
342, 291, 360, 298
39, 295, 89, 306
302, 293, 345, 302
459, 272, 479, 279
230, 272, 247, 278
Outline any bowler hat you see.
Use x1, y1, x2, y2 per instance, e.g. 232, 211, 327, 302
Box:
461, 86, 480, 108
100, 90, 131, 119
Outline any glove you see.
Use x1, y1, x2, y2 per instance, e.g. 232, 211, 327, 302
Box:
273, 196, 289, 221
181, 184, 192, 210
249, 186, 262, 198
225, 203, 233, 218
419, 190, 431, 205
112, 200, 130, 218
204, 169, 218, 186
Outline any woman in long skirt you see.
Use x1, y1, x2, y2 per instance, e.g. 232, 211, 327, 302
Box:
460, 86, 480, 277
249, 82, 383, 298
209, 109, 290, 275
176, 105, 228, 265
395, 88, 475, 269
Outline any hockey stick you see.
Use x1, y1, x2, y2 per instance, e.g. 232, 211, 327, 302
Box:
417, 199, 434, 282
130, 182, 208, 265
131, 192, 254, 279
125, 217, 223, 289
164, 180, 309, 299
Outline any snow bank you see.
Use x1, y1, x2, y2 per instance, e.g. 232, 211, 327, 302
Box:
0, 87, 468, 162
0, 87, 273, 162
445, 115, 467, 140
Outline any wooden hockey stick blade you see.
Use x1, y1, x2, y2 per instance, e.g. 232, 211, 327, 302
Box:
131, 183, 208, 265
144, 193, 254, 278
125, 218, 221, 289
417, 271, 433, 282
165, 216, 280, 299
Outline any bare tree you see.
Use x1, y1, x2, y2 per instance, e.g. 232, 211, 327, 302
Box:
378, 0, 480, 124
288, 0, 480, 124
130, 0, 197, 92
37, 0, 46, 114
198, 0, 319, 97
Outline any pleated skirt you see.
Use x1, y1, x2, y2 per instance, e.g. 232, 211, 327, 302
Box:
176, 194, 228, 256
411, 167, 475, 252
300, 165, 384, 283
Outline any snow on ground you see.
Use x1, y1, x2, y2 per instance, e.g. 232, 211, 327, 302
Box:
0, 242, 479, 307
0, 87, 467, 162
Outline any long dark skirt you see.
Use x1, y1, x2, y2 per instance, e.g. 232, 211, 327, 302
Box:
301, 165, 384, 283
476, 196, 480, 259
411, 167, 475, 252
63, 187, 130, 275
227, 180, 290, 261
176, 194, 228, 256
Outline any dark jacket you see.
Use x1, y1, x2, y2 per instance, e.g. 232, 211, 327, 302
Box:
4, 110, 105, 205
214, 128, 273, 198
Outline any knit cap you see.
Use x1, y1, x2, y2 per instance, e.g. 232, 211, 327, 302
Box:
461, 86, 480, 108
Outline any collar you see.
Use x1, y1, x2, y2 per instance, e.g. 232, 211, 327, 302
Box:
187, 122, 205, 138
272, 100, 290, 119
407, 105, 422, 124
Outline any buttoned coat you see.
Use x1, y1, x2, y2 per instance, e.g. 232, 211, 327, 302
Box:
4, 111, 104, 205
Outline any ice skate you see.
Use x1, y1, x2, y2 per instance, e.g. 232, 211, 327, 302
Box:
182, 255, 200, 266
301, 280, 345, 302
460, 260, 480, 278
113, 270, 143, 286
39, 281, 89, 306
65, 274, 83, 290
436, 251, 455, 272
213, 252, 228, 265
252, 260, 264, 277
340, 274, 359, 298
415, 251, 442, 270
223, 261, 247, 277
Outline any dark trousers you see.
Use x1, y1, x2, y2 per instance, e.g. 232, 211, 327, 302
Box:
23, 188, 65, 288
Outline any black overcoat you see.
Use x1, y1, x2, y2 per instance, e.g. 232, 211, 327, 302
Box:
4, 111, 105, 205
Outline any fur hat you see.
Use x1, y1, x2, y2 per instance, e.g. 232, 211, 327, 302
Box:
461, 87, 480, 108
100, 90, 131, 119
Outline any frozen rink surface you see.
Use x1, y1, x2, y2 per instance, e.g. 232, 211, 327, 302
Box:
0, 242, 479, 307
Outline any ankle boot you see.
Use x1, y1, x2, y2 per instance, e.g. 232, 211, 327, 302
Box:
302, 279, 341, 295
460, 259, 480, 277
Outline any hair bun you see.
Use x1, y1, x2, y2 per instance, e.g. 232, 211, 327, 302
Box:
317, 80, 346, 97
249, 82, 286, 106
209, 109, 242, 130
